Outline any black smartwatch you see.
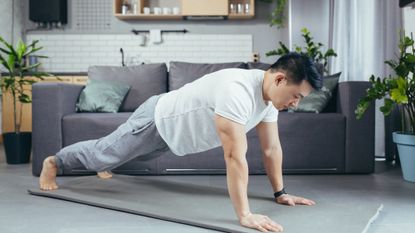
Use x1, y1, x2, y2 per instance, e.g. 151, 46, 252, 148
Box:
274, 188, 287, 199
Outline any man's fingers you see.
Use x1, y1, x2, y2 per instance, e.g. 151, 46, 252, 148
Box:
257, 224, 268, 232
277, 194, 316, 206
287, 198, 296, 206
265, 216, 284, 232
265, 223, 283, 232
295, 197, 316, 206
264, 223, 277, 232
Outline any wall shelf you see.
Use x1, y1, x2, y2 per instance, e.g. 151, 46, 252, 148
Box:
114, 13, 182, 20
113, 0, 255, 20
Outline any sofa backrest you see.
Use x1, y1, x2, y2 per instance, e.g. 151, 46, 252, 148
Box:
246, 62, 271, 70
88, 64, 168, 112
168, 61, 246, 91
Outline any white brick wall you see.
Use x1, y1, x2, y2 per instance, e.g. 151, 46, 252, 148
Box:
26, 34, 253, 72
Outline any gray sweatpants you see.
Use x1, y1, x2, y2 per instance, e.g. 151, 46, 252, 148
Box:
55, 95, 169, 175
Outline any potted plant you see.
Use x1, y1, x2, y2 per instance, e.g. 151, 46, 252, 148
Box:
259, 0, 288, 28
0, 36, 51, 164
266, 28, 337, 75
355, 34, 415, 182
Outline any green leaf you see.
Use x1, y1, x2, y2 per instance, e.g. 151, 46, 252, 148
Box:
265, 50, 279, 57
33, 55, 48, 59
406, 54, 415, 63
385, 60, 398, 69
16, 40, 26, 61
18, 93, 31, 104
7, 54, 15, 72
0, 54, 12, 73
395, 64, 409, 77
19, 79, 37, 85
22, 63, 40, 71
403, 36, 414, 47
380, 98, 394, 116
390, 78, 408, 104
24, 46, 43, 57
0, 37, 18, 60
279, 41, 290, 54
0, 47, 12, 55
355, 99, 371, 119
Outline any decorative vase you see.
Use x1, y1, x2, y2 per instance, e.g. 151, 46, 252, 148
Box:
3, 132, 32, 164
393, 132, 415, 182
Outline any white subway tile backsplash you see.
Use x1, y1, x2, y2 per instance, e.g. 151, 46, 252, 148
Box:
97, 35, 116, 41
73, 40, 90, 46
27, 34, 252, 72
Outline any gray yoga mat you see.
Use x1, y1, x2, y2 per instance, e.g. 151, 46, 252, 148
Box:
28, 175, 382, 233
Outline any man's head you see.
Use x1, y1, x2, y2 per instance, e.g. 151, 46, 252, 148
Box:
263, 52, 322, 110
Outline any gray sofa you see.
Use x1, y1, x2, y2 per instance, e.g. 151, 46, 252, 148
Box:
32, 62, 375, 176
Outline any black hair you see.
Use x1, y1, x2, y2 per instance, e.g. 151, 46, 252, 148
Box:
268, 52, 322, 90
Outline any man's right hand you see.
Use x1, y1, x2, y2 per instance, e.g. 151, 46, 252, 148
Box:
240, 213, 283, 232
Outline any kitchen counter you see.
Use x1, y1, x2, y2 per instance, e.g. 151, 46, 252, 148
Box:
1, 72, 87, 76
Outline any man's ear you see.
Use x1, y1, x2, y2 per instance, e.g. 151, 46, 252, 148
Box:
274, 73, 286, 86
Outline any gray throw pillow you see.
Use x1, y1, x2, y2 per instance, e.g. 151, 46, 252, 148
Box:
290, 72, 341, 113
76, 78, 130, 113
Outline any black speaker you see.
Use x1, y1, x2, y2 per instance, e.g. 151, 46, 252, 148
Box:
29, 0, 67, 24
399, 0, 415, 7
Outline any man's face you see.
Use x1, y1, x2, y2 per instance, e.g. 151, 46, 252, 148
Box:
269, 74, 313, 111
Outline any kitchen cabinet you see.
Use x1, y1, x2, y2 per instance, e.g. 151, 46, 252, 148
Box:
181, 0, 228, 16
113, 0, 255, 20
1, 76, 87, 133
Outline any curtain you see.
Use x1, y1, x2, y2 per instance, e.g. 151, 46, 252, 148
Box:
330, 0, 402, 157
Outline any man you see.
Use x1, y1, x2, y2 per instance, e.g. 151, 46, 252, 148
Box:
40, 52, 321, 232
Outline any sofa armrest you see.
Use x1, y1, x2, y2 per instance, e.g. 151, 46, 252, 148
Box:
337, 81, 375, 173
32, 82, 84, 176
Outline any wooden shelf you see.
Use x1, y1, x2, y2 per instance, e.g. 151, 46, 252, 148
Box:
228, 13, 254, 19
114, 0, 255, 20
114, 13, 182, 20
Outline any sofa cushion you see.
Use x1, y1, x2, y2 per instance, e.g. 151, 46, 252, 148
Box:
62, 113, 132, 146
168, 61, 246, 91
88, 64, 168, 112
76, 79, 130, 113
277, 112, 346, 172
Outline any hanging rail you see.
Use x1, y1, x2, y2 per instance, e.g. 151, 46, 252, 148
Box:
131, 29, 189, 35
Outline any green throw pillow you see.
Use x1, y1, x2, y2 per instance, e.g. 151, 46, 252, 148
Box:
76, 78, 130, 113
289, 72, 341, 113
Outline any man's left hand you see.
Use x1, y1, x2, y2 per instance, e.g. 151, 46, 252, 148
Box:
276, 194, 316, 206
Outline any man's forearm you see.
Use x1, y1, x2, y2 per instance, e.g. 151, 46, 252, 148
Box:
225, 154, 251, 219
263, 148, 284, 192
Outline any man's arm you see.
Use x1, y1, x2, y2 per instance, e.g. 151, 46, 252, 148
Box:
215, 115, 282, 232
256, 121, 284, 193
256, 121, 316, 206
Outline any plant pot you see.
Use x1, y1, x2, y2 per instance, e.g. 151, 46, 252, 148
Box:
393, 131, 415, 182
3, 132, 32, 164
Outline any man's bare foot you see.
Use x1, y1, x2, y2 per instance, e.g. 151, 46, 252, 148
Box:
97, 171, 113, 179
39, 156, 59, 191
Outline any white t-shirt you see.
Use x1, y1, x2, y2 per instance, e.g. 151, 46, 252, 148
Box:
154, 68, 279, 156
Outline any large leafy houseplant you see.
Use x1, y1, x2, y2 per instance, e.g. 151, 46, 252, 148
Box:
355, 34, 415, 182
266, 28, 337, 75
0, 36, 51, 164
